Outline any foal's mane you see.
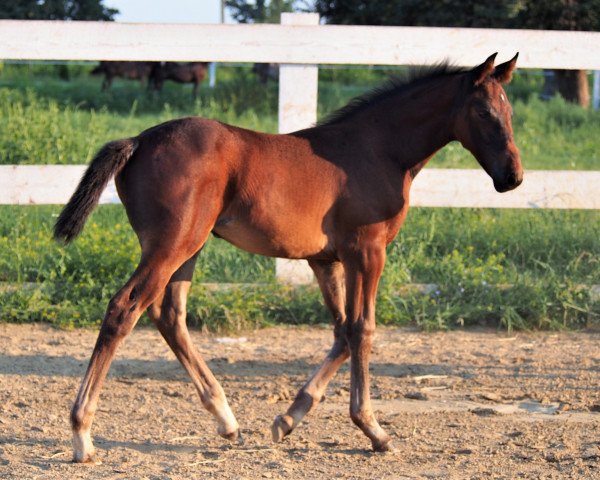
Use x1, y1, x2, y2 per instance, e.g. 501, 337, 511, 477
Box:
318, 63, 469, 127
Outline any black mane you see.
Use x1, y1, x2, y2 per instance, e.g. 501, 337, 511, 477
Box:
318, 63, 469, 126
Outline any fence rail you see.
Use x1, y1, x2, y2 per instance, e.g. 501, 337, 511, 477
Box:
2, 19, 600, 69
1, 166, 598, 210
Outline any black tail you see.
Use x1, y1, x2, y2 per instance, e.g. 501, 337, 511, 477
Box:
54, 138, 137, 243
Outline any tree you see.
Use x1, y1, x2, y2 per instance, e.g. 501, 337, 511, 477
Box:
312, 0, 599, 107
0, 0, 41, 19
516, 0, 600, 108
226, 0, 299, 24
313, 0, 524, 27
0, 0, 118, 21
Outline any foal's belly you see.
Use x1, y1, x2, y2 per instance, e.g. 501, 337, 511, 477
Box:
212, 214, 330, 260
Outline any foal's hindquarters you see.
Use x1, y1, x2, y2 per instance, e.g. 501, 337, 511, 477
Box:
68, 131, 243, 462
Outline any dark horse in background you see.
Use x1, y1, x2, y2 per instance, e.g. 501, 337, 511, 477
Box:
55, 53, 522, 463
91, 61, 208, 96
151, 61, 209, 98
91, 61, 157, 91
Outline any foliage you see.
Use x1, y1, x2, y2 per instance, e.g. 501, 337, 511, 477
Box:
518, 0, 600, 30
312, 0, 523, 27
311, 0, 600, 30
0, 0, 118, 21
0, 66, 279, 165
0, 205, 598, 331
378, 208, 600, 331
226, 0, 299, 23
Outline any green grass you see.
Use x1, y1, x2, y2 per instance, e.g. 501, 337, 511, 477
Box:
0, 205, 597, 331
1, 64, 599, 169
0, 64, 598, 331
0, 82, 278, 165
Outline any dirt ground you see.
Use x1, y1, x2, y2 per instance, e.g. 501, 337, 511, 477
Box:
0, 323, 599, 479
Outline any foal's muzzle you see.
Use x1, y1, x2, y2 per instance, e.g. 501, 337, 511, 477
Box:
494, 170, 523, 193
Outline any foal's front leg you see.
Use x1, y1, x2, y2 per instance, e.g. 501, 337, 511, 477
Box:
272, 260, 349, 442
343, 243, 393, 452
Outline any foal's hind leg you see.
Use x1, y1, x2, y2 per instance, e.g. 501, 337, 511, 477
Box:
147, 255, 240, 441
70, 249, 191, 463
272, 260, 349, 442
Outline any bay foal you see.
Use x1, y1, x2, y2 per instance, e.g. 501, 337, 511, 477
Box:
54, 53, 522, 462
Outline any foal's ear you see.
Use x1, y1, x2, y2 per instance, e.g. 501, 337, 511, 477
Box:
493, 52, 519, 84
472, 53, 497, 86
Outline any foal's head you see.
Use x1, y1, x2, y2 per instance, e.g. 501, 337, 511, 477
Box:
454, 53, 523, 192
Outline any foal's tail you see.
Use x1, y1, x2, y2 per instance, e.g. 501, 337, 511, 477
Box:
53, 138, 138, 243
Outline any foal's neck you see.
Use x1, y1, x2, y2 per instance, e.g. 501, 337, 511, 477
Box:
360, 74, 462, 171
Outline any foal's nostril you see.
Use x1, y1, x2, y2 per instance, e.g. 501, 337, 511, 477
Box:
506, 172, 517, 186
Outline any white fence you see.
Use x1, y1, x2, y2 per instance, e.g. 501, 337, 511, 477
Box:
1, 14, 599, 282
2, 17, 600, 68
2, 166, 599, 210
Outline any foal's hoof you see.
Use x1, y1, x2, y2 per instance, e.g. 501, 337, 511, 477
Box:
72, 451, 100, 465
271, 415, 294, 443
372, 438, 395, 453
72, 432, 99, 464
219, 427, 242, 444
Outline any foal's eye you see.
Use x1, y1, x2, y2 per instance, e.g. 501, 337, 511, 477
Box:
478, 109, 492, 119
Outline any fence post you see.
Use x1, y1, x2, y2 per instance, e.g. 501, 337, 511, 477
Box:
275, 12, 319, 284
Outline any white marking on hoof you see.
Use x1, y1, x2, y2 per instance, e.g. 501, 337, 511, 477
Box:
72, 430, 98, 464
217, 412, 240, 443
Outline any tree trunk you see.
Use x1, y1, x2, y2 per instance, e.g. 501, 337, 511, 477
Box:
553, 69, 590, 108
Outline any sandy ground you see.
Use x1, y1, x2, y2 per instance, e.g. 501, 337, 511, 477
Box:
0, 323, 599, 479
